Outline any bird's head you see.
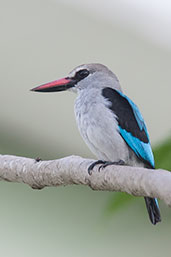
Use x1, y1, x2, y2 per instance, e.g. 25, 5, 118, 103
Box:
31, 63, 121, 93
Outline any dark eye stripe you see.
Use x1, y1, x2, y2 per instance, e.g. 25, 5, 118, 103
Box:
75, 69, 90, 81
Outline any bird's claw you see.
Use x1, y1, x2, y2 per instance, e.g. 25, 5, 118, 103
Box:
88, 160, 106, 175
100, 160, 125, 169
88, 159, 125, 175
116, 160, 125, 165
98, 165, 106, 171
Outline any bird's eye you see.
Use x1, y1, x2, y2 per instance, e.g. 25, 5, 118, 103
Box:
75, 69, 90, 80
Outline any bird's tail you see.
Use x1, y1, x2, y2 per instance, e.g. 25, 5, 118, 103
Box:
144, 197, 161, 225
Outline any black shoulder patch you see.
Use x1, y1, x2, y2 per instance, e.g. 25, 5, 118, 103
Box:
102, 87, 148, 143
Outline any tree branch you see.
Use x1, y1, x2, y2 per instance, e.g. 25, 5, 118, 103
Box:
0, 154, 170, 205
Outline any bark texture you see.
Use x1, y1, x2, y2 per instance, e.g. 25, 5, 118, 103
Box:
0, 154, 170, 206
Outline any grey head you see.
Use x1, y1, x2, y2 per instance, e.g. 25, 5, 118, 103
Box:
31, 63, 122, 93
68, 63, 122, 93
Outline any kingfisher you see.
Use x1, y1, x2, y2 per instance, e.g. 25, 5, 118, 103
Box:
31, 63, 161, 225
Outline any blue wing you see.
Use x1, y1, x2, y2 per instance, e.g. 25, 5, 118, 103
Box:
119, 127, 154, 167
119, 92, 154, 167
102, 88, 155, 168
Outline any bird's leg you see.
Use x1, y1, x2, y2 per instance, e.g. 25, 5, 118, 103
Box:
88, 160, 107, 175
88, 159, 125, 175
99, 160, 125, 171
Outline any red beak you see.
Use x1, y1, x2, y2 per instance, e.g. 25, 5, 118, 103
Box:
31, 77, 75, 92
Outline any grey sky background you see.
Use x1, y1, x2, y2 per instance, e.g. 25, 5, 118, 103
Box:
57, 0, 171, 49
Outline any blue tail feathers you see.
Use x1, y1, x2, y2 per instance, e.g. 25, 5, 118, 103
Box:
144, 197, 161, 225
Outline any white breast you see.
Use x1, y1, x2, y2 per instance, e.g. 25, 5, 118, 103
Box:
74, 88, 131, 163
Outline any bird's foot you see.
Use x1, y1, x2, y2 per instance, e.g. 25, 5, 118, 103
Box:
98, 159, 125, 171
88, 159, 125, 175
88, 160, 107, 175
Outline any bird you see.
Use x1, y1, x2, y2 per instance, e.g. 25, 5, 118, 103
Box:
31, 63, 161, 225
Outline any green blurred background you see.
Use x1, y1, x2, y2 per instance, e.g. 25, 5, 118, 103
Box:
0, 0, 171, 256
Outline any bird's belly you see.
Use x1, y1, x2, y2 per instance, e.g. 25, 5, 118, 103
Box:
85, 123, 130, 162
75, 107, 130, 163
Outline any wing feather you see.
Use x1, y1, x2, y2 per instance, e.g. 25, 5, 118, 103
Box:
102, 87, 154, 167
